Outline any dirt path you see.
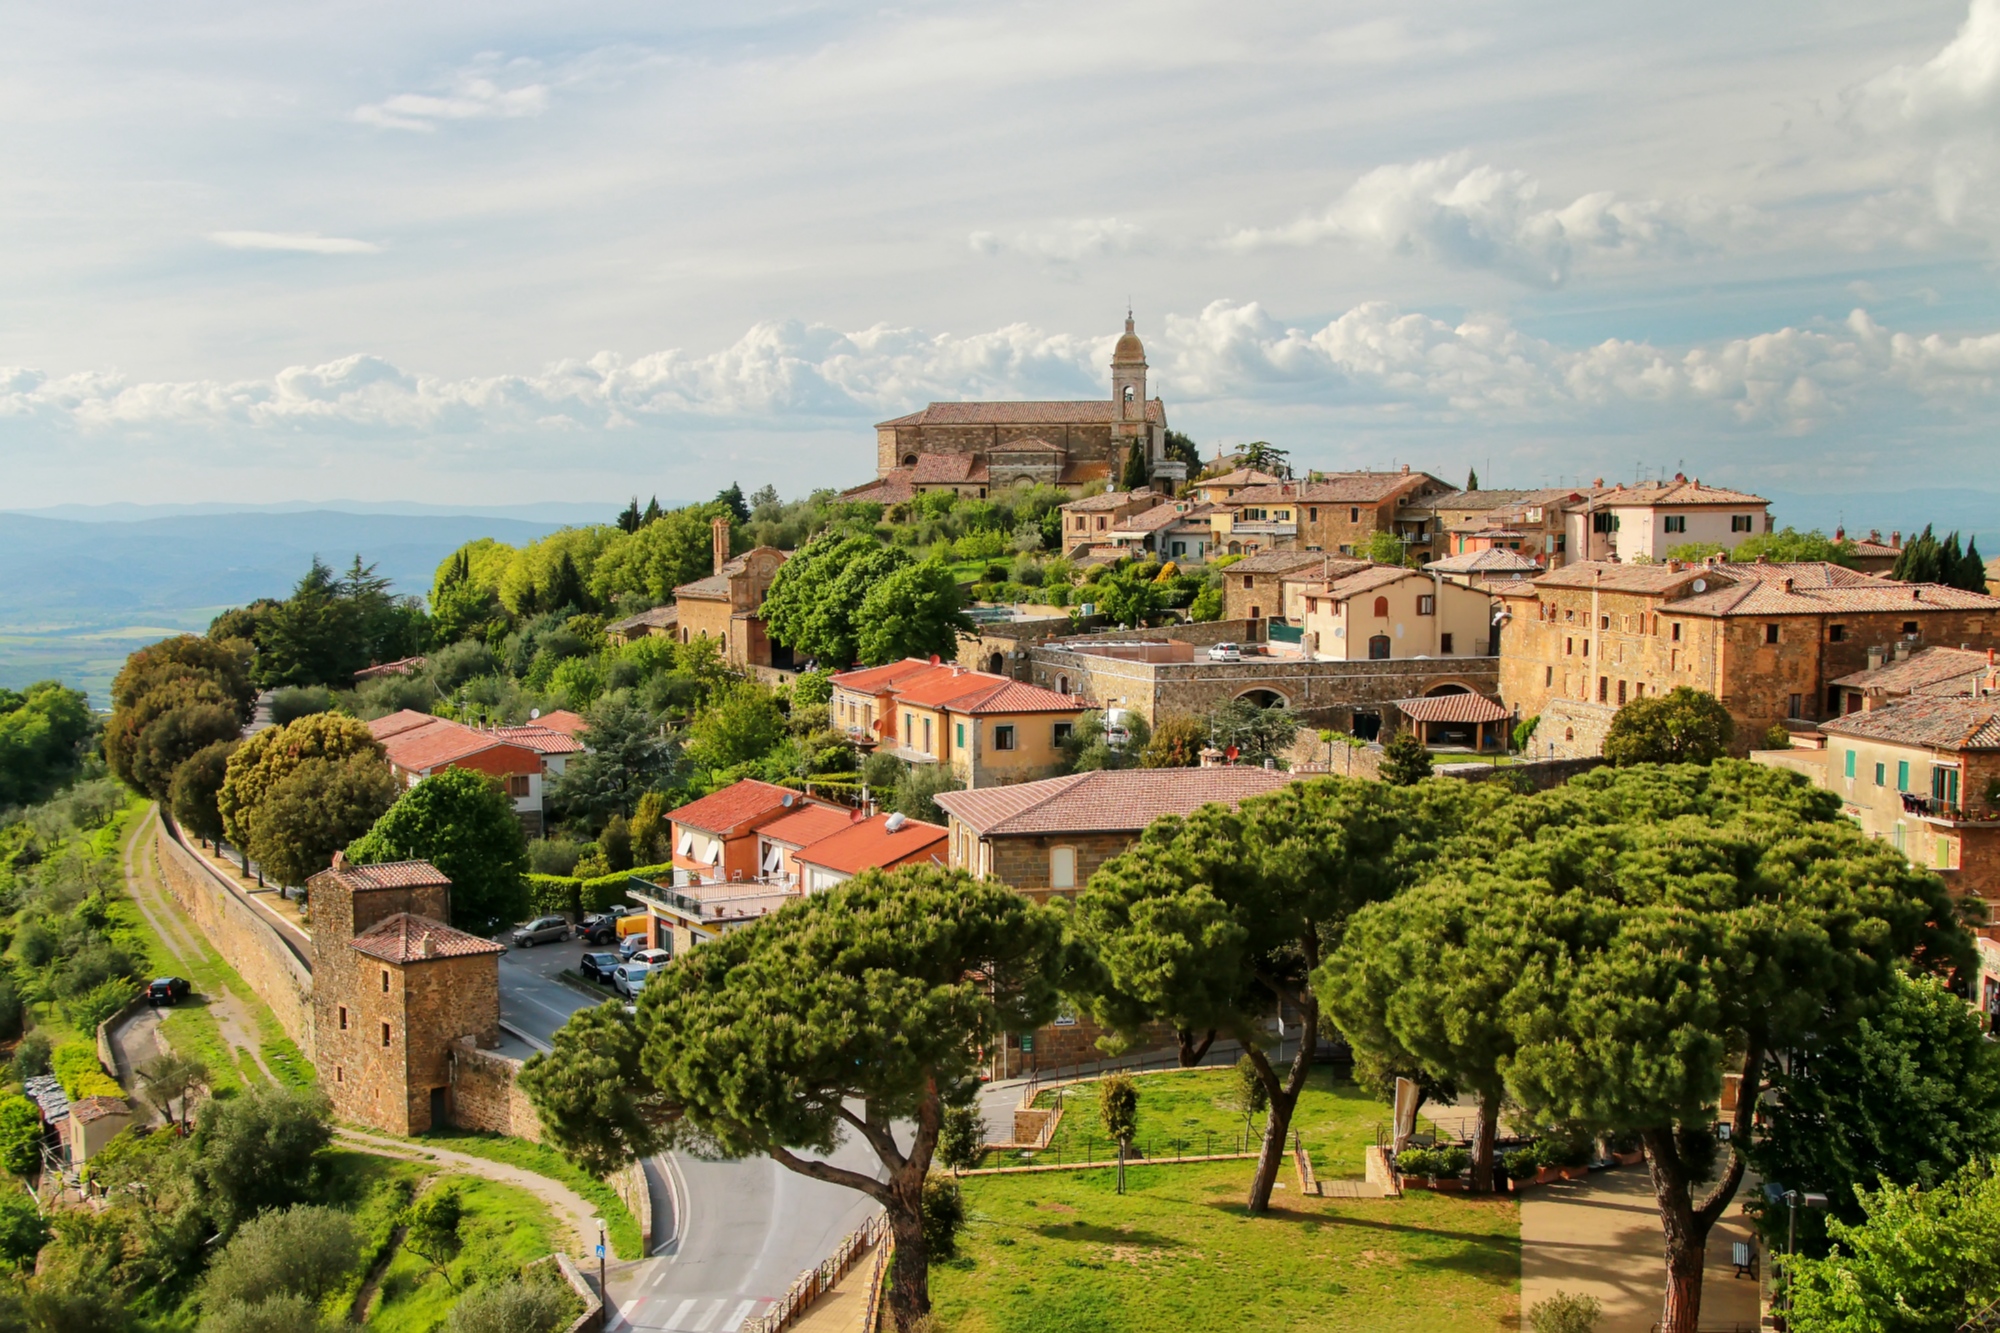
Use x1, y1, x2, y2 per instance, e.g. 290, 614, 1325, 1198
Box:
119, 806, 280, 1086
333, 1127, 599, 1255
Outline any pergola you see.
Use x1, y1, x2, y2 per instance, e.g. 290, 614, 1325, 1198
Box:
1393, 693, 1512, 752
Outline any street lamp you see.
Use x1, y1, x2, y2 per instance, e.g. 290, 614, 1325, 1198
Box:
590, 1216, 606, 1302
1780, 1189, 1828, 1312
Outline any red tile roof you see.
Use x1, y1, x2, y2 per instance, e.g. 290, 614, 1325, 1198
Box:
316, 859, 453, 892
1818, 697, 2000, 750
354, 657, 426, 681
794, 813, 947, 875
910, 453, 990, 484
758, 803, 861, 849
534, 710, 589, 738
1064, 488, 1162, 513
991, 437, 1064, 454
1395, 693, 1512, 724
369, 710, 445, 740
1526, 561, 1723, 595
70, 1096, 130, 1124
1197, 469, 1283, 488
953, 680, 1085, 716
670, 779, 808, 836
1228, 473, 1430, 506
933, 767, 1296, 836
495, 725, 587, 756
1831, 646, 1998, 693
1600, 479, 1768, 507
877, 400, 1165, 427
1227, 551, 1330, 575
1321, 566, 1422, 599
381, 722, 539, 774
1668, 568, 2000, 617
830, 659, 957, 695
350, 912, 506, 964
842, 471, 916, 505
892, 670, 1017, 710
1426, 548, 1543, 574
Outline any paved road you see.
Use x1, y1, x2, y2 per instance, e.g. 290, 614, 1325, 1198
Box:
497, 937, 884, 1333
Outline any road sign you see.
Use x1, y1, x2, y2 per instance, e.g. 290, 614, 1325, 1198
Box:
596, 1243, 606, 1258
1019, 1034, 1034, 1053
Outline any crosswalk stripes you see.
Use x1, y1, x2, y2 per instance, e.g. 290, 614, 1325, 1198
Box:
608, 1295, 772, 1332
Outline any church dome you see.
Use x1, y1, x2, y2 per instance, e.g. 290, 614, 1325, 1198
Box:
1112, 314, 1146, 365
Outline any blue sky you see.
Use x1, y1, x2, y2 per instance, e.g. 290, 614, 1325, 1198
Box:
5, 0, 2000, 508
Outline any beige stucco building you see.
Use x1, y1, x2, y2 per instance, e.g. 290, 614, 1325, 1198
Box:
1299, 566, 1495, 662
831, 658, 1086, 788
1564, 477, 1773, 564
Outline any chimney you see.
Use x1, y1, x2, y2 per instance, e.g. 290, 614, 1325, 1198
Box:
331, 850, 346, 870
929, 653, 941, 665
1674, 472, 1686, 482
1667, 559, 1682, 572
1593, 477, 1604, 487
1895, 641, 1912, 661
1870, 529, 1881, 543
711, 516, 730, 577
1866, 645, 1884, 671
419, 931, 435, 960
1781, 576, 1793, 592
1892, 530, 1902, 549
1756, 554, 1769, 564
1400, 463, 1410, 474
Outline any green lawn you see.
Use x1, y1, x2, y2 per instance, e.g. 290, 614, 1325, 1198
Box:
988, 1067, 1398, 1179
418, 1127, 644, 1260
365, 1174, 569, 1330
932, 1158, 1519, 1333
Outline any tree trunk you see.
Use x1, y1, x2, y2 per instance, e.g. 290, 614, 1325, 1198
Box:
1640, 1038, 1763, 1333
1470, 1084, 1500, 1193
1245, 984, 1319, 1214
884, 1165, 931, 1333
1176, 1027, 1216, 1067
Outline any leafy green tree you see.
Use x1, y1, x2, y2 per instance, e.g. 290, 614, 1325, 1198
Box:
1073, 778, 1473, 1212
250, 558, 357, 688
1378, 730, 1432, 785
617, 497, 642, 534
113, 634, 254, 721
1472, 762, 1969, 1333
346, 767, 529, 936
610, 868, 1067, 1330
1667, 527, 1860, 568
399, 1188, 463, 1288
590, 503, 730, 605
1139, 713, 1207, 768
1163, 429, 1202, 479
889, 762, 961, 824
1226, 1054, 1268, 1137
1886, 523, 1987, 589
761, 532, 912, 667
1602, 686, 1734, 765
202, 1295, 336, 1333
1466, 467, 1479, 491
166, 741, 237, 843
1187, 582, 1223, 621
441, 1275, 576, 1333
855, 561, 975, 666
922, 1175, 965, 1261
106, 673, 235, 795
243, 753, 398, 887
0, 682, 93, 809
717, 483, 750, 525
0, 1192, 49, 1268
1087, 562, 1168, 629
522, 1003, 678, 1177
1235, 442, 1290, 477
936, 1103, 984, 1175
137, 1051, 210, 1131
0, 1098, 42, 1177
1360, 530, 1411, 565
218, 713, 386, 848
1787, 1160, 2000, 1332
1963, 535, 1988, 593
547, 698, 682, 825
200, 1205, 361, 1310
190, 1086, 334, 1231
1747, 970, 2000, 1253
1203, 698, 1297, 766
685, 682, 785, 771
1120, 443, 1148, 492
1098, 1075, 1138, 1149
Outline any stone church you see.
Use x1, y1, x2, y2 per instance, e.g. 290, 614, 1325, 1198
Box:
850, 315, 1181, 501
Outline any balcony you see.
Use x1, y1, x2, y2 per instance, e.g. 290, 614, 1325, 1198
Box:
1901, 793, 2000, 827
629, 875, 804, 925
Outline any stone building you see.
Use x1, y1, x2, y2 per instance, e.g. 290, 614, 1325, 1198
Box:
861, 315, 1179, 496
1829, 644, 1997, 715
1298, 566, 1495, 662
306, 857, 504, 1136
1213, 469, 1451, 559
829, 658, 1085, 788
674, 518, 791, 671
1222, 551, 1338, 623
1562, 477, 1772, 564
1495, 558, 2000, 757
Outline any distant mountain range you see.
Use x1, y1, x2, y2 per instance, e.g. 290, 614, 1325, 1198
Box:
2, 499, 624, 524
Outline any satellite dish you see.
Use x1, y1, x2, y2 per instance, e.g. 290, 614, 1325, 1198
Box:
1691, 578, 1708, 593
530, 708, 541, 720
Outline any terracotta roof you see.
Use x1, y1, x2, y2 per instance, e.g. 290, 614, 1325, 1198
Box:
830, 659, 960, 696
1530, 561, 1732, 596
1114, 502, 1214, 534
315, 859, 453, 892
494, 725, 587, 756
1057, 460, 1113, 487
382, 721, 538, 774
1426, 548, 1543, 574
1850, 539, 1900, 557
1198, 469, 1283, 488
1600, 479, 1768, 507
70, 1096, 130, 1124
1065, 488, 1160, 513
370, 710, 445, 740
758, 803, 861, 849
934, 767, 1296, 836
1228, 474, 1427, 506
891, 668, 1019, 710
1667, 568, 2000, 617
911, 453, 990, 485
1395, 693, 1511, 724
1278, 558, 1374, 585
876, 400, 1165, 428
1403, 489, 1541, 515
354, 657, 426, 681
950, 679, 1084, 716
843, 472, 916, 506
608, 606, 678, 634
670, 778, 805, 836
1226, 551, 1329, 575
1831, 646, 1997, 693
794, 813, 948, 876
350, 912, 506, 964
531, 710, 587, 738
1819, 697, 2000, 751
1321, 566, 1422, 600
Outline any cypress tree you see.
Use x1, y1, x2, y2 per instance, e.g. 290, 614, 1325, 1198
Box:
1466, 466, 1479, 491
1122, 443, 1149, 492
1961, 536, 1989, 593
617, 497, 642, 534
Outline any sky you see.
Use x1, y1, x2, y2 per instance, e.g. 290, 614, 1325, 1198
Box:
6, 0, 2000, 509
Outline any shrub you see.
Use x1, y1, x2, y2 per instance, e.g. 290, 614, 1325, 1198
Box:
1099, 1075, 1138, 1148
527, 840, 589, 878
1512, 714, 1539, 752
52, 1043, 124, 1101
0, 1190, 48, 1264
937, 1104, 984, 1175
922, 1175, 966, 1261
201, 1294, 334, 1333
1762, 723, 1792, 750
11, 1034, 50, 1083
201, 1205, 361, 1309
0, 1097, 44, 1177
267, 687, 336, 727
1528, 1291, 1603, 1333
442, 1273, 578, 1333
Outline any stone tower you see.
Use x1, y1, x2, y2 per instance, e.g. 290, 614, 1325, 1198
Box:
1111, 312, 1152, 480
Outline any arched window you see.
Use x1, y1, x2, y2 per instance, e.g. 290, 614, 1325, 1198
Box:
1373, 596, 1390, 618
1368, 634, 1391, 660
988, 652, 1005, 674
1565, 727, 1575, 742
902, 454, 918, 467
1056, 675, 1070, 695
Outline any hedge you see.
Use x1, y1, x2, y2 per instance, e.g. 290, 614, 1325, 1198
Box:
526, 863, 677, 917
51, 1042, 125, 1102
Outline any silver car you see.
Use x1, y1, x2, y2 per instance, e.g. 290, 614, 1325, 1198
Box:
511, 915, 571, 947
614, 963, 652, 998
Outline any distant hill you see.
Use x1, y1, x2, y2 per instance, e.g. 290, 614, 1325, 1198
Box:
1762, 488, 2000, 548
0, 510, 576, 701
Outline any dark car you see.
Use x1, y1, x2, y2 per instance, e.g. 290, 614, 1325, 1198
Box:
579, 905, 634, 946
148, 977, 190, 1007
510, 915, 572, 947
578, 952, 621, 984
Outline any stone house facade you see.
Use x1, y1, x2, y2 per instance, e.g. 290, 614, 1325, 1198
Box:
1298, 566, 1494, 662
1563, 478, 1772, 564
306, 858, 504, 1136
674, 519, 790, 671
1495, 558, 2000, 755
1217, 469, 1451, 559
1223, 551, 1335, 623
831, 658, 1085, 788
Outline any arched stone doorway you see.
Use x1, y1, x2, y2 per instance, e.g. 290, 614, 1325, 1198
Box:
1236, 688, 1289, 710
987, 652, 1006, 675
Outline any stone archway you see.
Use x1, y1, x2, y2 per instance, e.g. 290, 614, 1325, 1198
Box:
1425, 682, 1471, 696
1236, 687, 1290, 709
987, 652, 1006, 675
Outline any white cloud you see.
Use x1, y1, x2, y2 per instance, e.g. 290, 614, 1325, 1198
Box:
968, 218, 1150, 265
9, 304, 2000, 445
354, 57, 551, 132
1852, 0, 2000, 130
208, 231, 381, 255
1223, 153, 1752, 286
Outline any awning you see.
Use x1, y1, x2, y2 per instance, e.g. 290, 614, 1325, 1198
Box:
1393, 694, 1511, 725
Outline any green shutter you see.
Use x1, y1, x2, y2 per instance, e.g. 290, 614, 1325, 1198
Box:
956, 722, 965, 748
1898, 760, 1910, 792
1844, 749, 1855, 779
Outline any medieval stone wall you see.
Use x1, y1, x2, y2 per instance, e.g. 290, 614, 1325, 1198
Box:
154, 821, 314, 1055
1538, 699, 1617, 759
450, 1038, 544, 1142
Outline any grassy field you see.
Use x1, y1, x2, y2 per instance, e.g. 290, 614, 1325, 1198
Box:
933, 1158, 1520, 1333
365, 1174, 570, 1330
418, 1127, 645, 1260
989, 1066, 1401, 1179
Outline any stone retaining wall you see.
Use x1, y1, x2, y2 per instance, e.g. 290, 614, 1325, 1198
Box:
153, 819, 314, 1055
448, 1037, 543, 1142
613, 1161, 653, 1256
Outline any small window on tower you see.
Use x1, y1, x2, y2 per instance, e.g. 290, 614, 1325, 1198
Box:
338, 1006, 348, 1031
380, 970, 389, 993
381, 1023, 392, 1048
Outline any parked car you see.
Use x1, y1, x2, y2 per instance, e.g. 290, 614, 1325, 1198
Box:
579, 905, 636, 945
1206, 642, 1242, 662
618, 932, 651, 960
578, 952, 621, 984
511, 915, 572, 947
148, 976, 190, 1007
614, 964, 652, 998
630, 947, 672, 968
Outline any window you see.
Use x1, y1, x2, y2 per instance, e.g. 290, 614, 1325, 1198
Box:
1829, 624, 1845, 642
1242, 575, 1254, 589
1417, 595, 1436, 615
1732, 514, 1754, 533
1565, 609, 1575, 622
1544, 665, 1553, 686
1617, 680, 1627, 705
1373, 596, 1390, 617
338, 1006, 348, 1031
381, 970, 390, 993
1308, 507, 1318, 522
1671, 622, 1682, 642
1565, 637, 1574, 655
1583, 639, 1591, 657
1787, 694, 1802, 719
1634, 682, 1646, 698
1052, 722, 1073, 744
336, 1067, 343, 1083
1096, 516, 1107, 531
1897, 760, 1910, 792
1764, 624, 1780, 644
1600, 614, 1610, 630
904, 711, 913, 741
1664, 515, 1687, 533
1440, 633, 1455, 653
922, 717, 932, 753
955, 721, 965, 749
1050, 846, 1077, 890
1844, 749, 1855, 779
381, 1022, 392, 1048
507, 774, 530, 798
1249, 605, 1262, 620
1368, 635, 1391, 660
1903, 621, 1919, 635
1598, 676, 1609, 702
1056, 675, 1069, 695
1593, 512, 1618, 533
1349, 507, 1360, 522
993, 725, 1017, 751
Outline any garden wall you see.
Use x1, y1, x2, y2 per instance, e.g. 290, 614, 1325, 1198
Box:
153, 818, 315, 1056
449, 1037, 543, 1142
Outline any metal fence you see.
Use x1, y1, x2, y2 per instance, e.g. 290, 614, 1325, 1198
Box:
738, 1211, 888, 1333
